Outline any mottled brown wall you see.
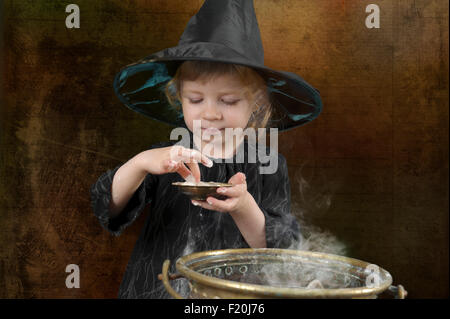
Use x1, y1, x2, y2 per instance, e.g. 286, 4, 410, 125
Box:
0, 0, 448, 298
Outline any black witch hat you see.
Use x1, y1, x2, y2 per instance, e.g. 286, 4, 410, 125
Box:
113, 0, 322, 132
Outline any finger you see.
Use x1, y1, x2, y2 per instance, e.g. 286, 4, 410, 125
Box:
191, 198, 219, 211
177, 148, 202, 182
200, 153, 214, 168
164, 159, 178, 172
169, 145, 191, 163
185, 148, 213, 168
228, 172, 247, 185
176, 162, 193, 180
191, 200, 202, 207
169, 145, 184, 162
203, 196, 236, 213
217, 184, 246, 198
172, 146, 213, 168
168, 147, 199, 180
165, 159, 187, 175
184, 161, 201, 183
191, 199, 213, 210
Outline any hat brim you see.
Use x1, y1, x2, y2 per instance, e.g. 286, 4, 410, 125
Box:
113, 52, 322, 132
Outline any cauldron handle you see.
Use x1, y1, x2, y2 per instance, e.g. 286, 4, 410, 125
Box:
159, 259, 184, 299
386, 285, 408, 299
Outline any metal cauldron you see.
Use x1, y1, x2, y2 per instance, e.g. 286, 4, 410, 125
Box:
160, 248, 407, 299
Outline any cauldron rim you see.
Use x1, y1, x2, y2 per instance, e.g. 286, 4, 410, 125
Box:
174, 248, 393, 298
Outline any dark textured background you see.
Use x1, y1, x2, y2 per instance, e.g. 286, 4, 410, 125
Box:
0, 0, 448, 298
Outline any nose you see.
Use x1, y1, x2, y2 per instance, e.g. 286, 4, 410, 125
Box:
201, 100, 222, 121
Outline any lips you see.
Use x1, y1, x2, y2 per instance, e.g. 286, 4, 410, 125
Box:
202, 127, 223, 135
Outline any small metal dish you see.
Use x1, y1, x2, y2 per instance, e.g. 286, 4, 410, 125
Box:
172, 181, 233, 201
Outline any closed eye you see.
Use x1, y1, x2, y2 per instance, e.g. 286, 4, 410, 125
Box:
188, 99, 240, 106
222, 100, 240, 106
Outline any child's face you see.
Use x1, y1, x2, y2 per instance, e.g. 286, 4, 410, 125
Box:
180, 73, 253, 144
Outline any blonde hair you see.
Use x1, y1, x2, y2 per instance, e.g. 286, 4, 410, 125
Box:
164, 60, 272, 130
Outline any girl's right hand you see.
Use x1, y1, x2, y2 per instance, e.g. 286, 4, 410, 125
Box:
134, 145, 214, 183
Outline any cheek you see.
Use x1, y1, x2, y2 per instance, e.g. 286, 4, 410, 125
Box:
225, 109, 252, 127
181, 104, 193, 128
182, 104, 205, 130
182, 103, 196, 120
241, 103, 254, 119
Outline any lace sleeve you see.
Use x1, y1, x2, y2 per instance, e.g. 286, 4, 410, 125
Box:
89, 141, 171, 236
89, 165, 157, 236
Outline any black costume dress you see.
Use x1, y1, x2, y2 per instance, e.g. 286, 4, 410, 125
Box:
90, 130, 301, 298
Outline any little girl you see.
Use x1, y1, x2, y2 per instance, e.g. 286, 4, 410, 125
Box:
90, 0, 322, 299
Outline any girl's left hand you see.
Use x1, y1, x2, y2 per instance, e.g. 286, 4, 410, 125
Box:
191, 172, 251, 214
